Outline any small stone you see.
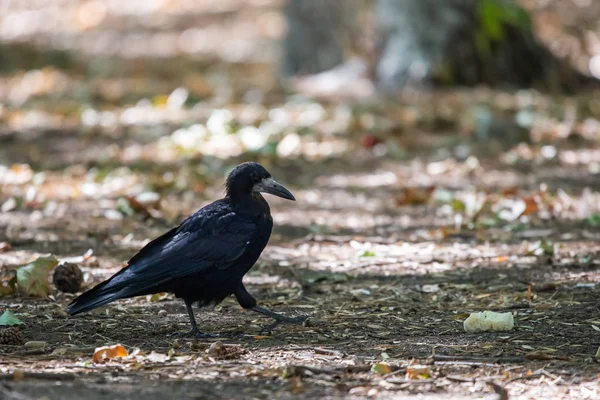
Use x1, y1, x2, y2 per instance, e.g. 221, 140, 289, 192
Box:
0, 327, 24, 345
158, 310, 168, 317
53, 263, 84, 293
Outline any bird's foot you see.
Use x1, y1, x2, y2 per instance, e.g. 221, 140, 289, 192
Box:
258, 314, 309, 335
171, 328, 219, 339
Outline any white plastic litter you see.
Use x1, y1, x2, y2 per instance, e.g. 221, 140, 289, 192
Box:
463, 311, 514, 333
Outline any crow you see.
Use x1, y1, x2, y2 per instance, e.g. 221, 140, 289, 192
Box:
66, 162, 305, 337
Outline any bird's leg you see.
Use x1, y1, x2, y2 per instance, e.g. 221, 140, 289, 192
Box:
234, 283, 307, 334
172, 300, 219, 338
252, 306, 308, 334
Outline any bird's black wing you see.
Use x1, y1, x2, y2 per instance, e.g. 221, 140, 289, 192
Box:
67, 201, 256, 314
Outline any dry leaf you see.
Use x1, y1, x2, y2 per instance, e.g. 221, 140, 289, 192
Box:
289, 376, 305, 394
396, 186, 435, 206
371, 363, 392, 375
12, 370, 25, 380
92, 344, 128, 363
406, 364, 431, 380
146, 351, 169, 363
16, 255, 59, 297
147, 292, 171, 302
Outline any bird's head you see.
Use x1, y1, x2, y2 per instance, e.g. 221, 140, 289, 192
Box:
225, 162, 296, 201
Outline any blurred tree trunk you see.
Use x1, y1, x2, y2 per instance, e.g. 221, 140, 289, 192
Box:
281, 0, 592, 92
281, 0, 359, 77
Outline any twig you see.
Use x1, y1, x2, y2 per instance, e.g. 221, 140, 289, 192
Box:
445, 375, 475, 383
435, 361, 502, 367
313, 347, 344, 357
385, 378, 436, 385
433, 355, 525, 364
445, 374, 512, 383
505, 373, 545, 384
284, 364, 373, 377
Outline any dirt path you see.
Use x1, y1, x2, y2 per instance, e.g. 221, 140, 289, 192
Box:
1, 149, 600, 399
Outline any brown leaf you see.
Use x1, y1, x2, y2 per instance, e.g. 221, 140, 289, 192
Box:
406, 364, 431, 380
92, 344, 128, 363
396, 186, 435, 206
521, 195, 540, 216
288, 376, 305, 394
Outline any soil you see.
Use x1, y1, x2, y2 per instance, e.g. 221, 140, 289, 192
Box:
1, 151, 600, 399
1, 1, 600, 399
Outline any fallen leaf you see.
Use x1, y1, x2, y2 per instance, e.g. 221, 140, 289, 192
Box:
0, 283, 15, 297
406, 364, 431, 380
396, 186, 435, 206
147, 292, 171, 302
421, 284, 440, 293
526, 240, 555, 257
371, 363, 392, 375
92, 344, 128, 363
145, 351, 169, 363
1, 197, 19, 212
16, 255, 59, 297
289, 376, 305, 394
12, 370, 25, 380
0, 310, 23, 326
521, 195, 540, 216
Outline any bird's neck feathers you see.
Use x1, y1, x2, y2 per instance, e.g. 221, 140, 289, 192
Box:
228, 192, 271, 218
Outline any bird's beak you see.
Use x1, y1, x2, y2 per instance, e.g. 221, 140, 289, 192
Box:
254, 178, 296, 201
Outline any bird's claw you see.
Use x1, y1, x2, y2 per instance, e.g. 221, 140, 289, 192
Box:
259, 315, 308, 335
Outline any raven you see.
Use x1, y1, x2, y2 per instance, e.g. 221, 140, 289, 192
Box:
67, 162, 305, 337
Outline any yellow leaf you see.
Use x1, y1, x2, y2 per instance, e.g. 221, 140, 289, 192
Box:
406, 365, 431, 380
371, 363, 392, 375
147, 292, 170, 302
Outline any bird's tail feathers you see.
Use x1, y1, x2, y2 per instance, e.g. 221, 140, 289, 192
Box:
66, 266, 165, 315
66, 279, 125, 315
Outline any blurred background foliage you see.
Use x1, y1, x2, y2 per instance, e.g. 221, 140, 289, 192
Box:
0, 0, 599, 222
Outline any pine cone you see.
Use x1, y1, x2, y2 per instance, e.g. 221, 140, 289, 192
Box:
0, 327, 24, 345
53, 263, 84, 293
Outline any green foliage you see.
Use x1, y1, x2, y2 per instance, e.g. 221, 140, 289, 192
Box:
588, 214, 600, 226
475, 0, 532, 55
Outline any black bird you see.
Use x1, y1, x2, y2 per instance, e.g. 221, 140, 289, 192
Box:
67, 162, 305, 337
